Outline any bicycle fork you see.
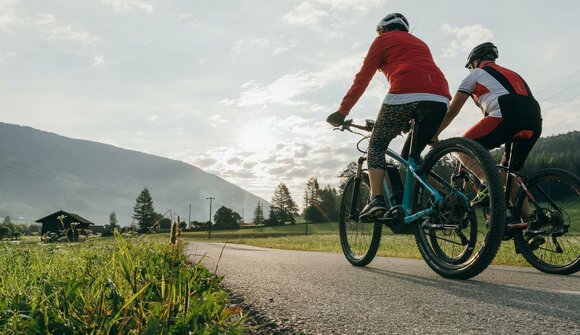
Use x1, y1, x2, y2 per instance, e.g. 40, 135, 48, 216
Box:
349, 156, 366, 222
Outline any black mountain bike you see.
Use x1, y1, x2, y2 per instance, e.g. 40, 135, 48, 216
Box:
336, 119, 506, 280
462, 130, 580, 275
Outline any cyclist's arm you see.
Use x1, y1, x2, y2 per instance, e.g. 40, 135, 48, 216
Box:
433, 91, 470, 138
338, 37, 383, 116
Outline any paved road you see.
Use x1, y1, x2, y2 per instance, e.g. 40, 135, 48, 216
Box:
184, 242, 580, 335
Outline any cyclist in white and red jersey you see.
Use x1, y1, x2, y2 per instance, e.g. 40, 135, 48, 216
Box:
433, 42, 542, 203
327, 13, 451, 220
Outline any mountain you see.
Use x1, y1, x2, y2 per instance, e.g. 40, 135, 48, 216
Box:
0, 122, 269, 226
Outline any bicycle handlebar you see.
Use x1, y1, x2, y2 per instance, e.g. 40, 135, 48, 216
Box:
334, 119, 374, 133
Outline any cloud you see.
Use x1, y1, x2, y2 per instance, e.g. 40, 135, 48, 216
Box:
313, 0, 383, 11
230, 53, 363, 107
282, 2, 330, 29
36, 14, 101, 45
100, 0, 154, 14
282, 0, 382, 34
0, 0, 23, 31
539, 98, 580, 136
232, 37, 298, 56
92, 55, 105, 66
210, 114, 229, 125
194, 157, 217, 168
440, 24, 494, 58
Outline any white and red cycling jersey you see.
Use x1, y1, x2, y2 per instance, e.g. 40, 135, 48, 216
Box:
458, 61, 540, 118
338, 31, 451, 116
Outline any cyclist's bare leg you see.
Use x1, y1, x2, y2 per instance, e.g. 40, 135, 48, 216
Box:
456, 153, 486, 183
368, 168, 385, 197
499, 170, 530, 220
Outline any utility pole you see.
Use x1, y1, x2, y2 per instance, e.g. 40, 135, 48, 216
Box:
188, 203, 192, 230
206, 197, 215, 239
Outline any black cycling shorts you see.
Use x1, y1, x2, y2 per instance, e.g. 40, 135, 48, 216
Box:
463, 116, 542, 171
368, 101, 446, 170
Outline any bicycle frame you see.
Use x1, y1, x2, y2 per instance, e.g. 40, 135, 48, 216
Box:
502, 167, 561, 224
352, 148, 451, 225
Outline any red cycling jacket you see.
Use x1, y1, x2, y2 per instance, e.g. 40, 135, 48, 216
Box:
339, 31, 451, 116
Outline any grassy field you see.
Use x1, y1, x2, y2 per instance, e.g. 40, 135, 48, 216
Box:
0, 233, 245, 334
181, 222, 530, 267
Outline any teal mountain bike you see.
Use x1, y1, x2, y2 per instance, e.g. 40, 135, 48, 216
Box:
337, 119, 506, 279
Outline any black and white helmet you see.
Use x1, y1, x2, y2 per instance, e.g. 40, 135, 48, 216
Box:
465, 42, 498, 68
376, 13, 409, 33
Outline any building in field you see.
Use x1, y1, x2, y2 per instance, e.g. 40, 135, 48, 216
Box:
35, 210, 94, 242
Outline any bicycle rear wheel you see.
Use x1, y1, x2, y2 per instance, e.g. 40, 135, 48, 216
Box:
339, 173, 382, 266
513, 168, 580, 275
413, 138, 505, 279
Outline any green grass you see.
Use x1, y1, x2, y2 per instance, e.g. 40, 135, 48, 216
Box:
181, 222, 532, 267
0, 233, 245, 334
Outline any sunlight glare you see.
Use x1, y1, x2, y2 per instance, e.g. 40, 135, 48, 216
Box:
238, 123, 275, 152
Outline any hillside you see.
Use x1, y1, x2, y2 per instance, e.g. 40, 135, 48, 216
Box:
0, 122, 269, 225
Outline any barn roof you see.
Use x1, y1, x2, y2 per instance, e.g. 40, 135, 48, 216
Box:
35, 210, 94, 225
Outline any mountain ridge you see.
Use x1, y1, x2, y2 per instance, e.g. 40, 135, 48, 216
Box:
0, 122, 269, 225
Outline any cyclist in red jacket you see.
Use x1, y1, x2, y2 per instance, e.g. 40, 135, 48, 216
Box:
432, 42, 542, 206
327, 13, 451, 220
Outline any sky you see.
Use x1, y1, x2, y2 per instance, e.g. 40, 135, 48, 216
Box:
1, 0, 580, 210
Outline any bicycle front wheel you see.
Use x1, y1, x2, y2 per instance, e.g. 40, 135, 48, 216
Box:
413, 138, 506, 279
513, 168, 580, 275
339, 173, 382, 266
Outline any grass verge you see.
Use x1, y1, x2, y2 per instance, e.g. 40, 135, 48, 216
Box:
0, 232, 245, 334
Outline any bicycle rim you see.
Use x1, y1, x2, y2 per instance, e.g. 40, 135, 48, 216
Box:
413, 138, 505, 279
513, 168, 580, 275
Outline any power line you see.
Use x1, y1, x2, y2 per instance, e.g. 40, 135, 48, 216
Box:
535, 68, 580, 96
539, 81, 580, 102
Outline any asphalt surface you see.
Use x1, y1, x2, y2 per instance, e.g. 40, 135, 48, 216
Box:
185, 242, 580, 335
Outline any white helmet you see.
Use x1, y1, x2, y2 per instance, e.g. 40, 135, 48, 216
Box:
377, 13, 409, 33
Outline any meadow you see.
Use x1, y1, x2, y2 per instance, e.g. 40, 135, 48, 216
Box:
182, 222, 532, 267
0, 233, 245, 334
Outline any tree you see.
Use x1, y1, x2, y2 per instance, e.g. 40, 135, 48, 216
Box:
27, 224, 41, 236
0, 225, 10, 239
270, 182, 298, 225
102, 211, 120, 236
159, 218, 172, 230
253, 201, 265, 226
178, 221, 187, 230
303, 177, 324, 223
213, 206, 242, 230
319, 185, 339, 222
132, 187, 157, 233
3, 216, 11, 225
109, 211, 119, 229
338, 161, 357, 193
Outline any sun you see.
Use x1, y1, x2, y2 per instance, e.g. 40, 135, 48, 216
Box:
238, 123, 275, 152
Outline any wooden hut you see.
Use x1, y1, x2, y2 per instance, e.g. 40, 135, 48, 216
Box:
36, 210, 94, 242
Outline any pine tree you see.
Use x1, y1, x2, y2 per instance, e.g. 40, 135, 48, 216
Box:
253, 202, 265, 226
270, 182, 298, 225
303, 177, 324, 223
132, 187, 157, 233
